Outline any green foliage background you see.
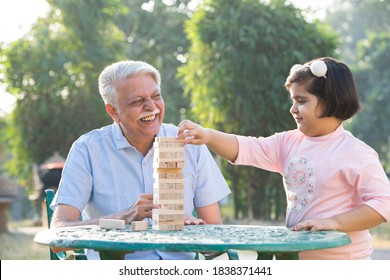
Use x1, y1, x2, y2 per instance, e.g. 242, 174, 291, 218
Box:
180, 0, 337, 220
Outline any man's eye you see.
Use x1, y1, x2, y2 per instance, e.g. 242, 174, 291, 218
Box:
152, 94, 161, 100
130, 100, 143, 106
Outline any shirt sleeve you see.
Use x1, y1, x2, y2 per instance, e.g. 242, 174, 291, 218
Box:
344, 142, 390, 222
232, 132, 293, 174
51, 140, 92, 212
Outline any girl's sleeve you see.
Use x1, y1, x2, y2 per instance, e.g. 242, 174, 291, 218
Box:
232, 131, 296, 175
345, 143, 390, 222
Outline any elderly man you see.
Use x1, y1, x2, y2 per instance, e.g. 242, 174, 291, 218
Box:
50, 60, 230, 259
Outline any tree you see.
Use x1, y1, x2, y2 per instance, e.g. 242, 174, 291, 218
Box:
1, 0, 125, 185
325, 0, 390, 172
180, 0, 338, 220
0, 0, 194, 190
349, 32, 390, 172
325, 0, 390, 64
112, 0, 193, 123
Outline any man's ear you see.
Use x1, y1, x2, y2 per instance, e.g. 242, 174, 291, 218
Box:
105, 104, 120, 123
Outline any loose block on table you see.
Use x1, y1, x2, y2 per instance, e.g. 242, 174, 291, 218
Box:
131, 220, 149, 231
99, 219, 125, 230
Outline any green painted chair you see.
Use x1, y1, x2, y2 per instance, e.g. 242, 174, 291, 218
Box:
44, 189, 87, 260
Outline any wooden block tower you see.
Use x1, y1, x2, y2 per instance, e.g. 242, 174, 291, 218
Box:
152, 137, 185, 231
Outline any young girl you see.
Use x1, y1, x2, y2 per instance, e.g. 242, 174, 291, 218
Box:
177, 57, 390, 260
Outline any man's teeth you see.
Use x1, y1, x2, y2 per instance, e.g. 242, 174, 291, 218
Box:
141, 114, 156, 121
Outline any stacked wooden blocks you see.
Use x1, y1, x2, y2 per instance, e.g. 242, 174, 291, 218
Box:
152, 137, 185, 231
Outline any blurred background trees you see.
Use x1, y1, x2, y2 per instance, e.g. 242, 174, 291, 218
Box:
325, 0, 390, 172
0, 0, 389, 222
180, 0, 337, 220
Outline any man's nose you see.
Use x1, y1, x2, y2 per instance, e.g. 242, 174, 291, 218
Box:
144, 97, 156, 109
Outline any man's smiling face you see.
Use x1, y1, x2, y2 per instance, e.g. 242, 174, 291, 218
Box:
107, 74, 165, 144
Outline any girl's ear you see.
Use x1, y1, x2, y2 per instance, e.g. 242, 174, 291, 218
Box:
105, 104, 120, 123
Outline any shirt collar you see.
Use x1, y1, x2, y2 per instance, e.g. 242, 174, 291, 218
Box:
112, 122, 131, 150
306, 124, 345, 142
112, 122, 166, 150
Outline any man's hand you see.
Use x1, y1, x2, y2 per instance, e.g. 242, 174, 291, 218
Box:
121, 193, 160, 223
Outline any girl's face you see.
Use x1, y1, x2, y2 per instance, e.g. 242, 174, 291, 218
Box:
289, 83, 340, 137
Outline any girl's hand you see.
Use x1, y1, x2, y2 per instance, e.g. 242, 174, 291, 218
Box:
184, 215, 206, 225
177, 120, 210, 145
291, 218, 339, 231
178, 119, 239, 162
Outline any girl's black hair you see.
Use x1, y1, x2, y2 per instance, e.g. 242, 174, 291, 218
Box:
285, 57, 361, 120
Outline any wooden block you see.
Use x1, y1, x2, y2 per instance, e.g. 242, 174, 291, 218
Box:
153, 202, 184, 210
152, 224, 184, 231
169, 162, 184, 168
154, 182, 184, 189
153, 219, 183, 226
152, 219, 183, 227
155, 219, 184, 225
157, 151, 177, 158
175, 152, 185, 158
154, 178, 184, 184
154, 147, 184, 154
153, 138, 185, 148
155, 157, 185, 163
154, 168, 182, 174
154, 193, 184, 200
169, 173, 183, 179
152, 209, 184, 215
99, 219, 125, 230
152, 214, 184, 222
168, 142, 181, 147
131, 220, 149, 231
153, 199, 184, 205
154, 141, 167, 148
155, 137, 185, 143
167, 162, 176, 168
154, 182, 177, 189
174, 183, 184, 188
153, 162, 185, 168
153, 162, 168, 168
153, 173, 184, 179
153, 187, 184, 194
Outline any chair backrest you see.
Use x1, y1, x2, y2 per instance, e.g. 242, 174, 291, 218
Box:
44, 189, 56, 228
44, 189, 62, 260
44, 189, 87, 260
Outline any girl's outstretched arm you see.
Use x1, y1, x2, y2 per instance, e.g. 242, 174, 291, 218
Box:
177, 120, 239, 162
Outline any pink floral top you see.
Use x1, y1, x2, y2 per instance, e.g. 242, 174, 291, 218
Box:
233, 125, 390, 259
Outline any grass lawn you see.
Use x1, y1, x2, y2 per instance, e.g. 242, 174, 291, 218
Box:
0, 220, 49, 260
